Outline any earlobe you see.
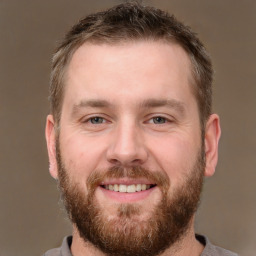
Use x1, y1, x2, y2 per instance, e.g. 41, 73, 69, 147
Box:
204, 114, 221, 177
45, 115, 58, 179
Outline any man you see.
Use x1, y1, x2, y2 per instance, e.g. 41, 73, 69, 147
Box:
44, 2, 237, 256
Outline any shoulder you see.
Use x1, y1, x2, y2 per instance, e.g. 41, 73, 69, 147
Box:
43, 236, 73, 256
197, 235, 239, 256
43, 247, 61, 256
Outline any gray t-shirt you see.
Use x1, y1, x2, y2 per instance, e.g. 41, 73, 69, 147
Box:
43, 235, 238, 256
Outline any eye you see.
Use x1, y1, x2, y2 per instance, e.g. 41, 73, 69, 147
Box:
151, 116, 167, 124
89, 116, 105, 124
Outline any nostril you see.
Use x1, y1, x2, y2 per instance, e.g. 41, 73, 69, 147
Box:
131, 158, 144, 164
109, 158, 120, 164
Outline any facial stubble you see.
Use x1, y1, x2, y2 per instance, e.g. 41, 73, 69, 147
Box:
56, 140, 205, 256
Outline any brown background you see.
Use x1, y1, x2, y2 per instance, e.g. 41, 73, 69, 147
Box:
0, 1, 255, 256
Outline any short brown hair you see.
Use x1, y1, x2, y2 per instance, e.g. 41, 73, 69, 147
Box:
50, 2, 213, 128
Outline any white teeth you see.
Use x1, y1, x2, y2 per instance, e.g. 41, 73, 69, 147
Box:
119, 185, 127, 193
104, 184, 153, 193
141, 184, 147, 191
127, 185, 136, 193
136, 184, 142, 191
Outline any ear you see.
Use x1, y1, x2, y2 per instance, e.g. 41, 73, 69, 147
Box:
204, 114, 221, 177
45, 115, 58, 179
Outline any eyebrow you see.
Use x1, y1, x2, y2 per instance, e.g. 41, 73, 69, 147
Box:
140, 99, 185, 114
71, 98, 185, 115
71, 99, 111, 115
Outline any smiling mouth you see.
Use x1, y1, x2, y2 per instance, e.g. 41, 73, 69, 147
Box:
101, 184, 156, 193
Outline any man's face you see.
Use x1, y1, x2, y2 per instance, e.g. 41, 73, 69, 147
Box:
49, 41, 207, 255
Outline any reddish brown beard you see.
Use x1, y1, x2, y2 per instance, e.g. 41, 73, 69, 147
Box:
56, 142, 205, 256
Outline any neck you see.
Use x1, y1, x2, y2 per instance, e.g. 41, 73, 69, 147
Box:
160, 225, 204, 256
71, 221, 204, 256
71, 227, 106, 256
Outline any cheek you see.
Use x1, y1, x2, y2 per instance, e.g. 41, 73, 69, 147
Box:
59, 132, 107, 181
147, 134, 199, 183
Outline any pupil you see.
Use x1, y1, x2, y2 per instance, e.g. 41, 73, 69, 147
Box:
91, 117, 102, 124
154, 117, 165, 124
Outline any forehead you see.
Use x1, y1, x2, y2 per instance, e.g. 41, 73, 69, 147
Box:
69, 40, 193, 76
64, 40, 196, 107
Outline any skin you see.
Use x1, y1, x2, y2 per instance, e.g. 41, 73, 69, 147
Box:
46, 41, 221, 256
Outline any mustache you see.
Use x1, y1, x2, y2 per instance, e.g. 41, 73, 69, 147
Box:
86, 166, 170, 193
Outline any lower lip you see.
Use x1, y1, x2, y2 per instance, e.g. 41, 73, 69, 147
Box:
98, 186, 157, 202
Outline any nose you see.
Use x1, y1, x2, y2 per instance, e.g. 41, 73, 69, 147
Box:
106, 122, 148, 166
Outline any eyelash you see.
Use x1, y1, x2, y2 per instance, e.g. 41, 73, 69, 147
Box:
82, 115, 172, 126
88, 116, 106, 124
148, 116, 168, 124
81, 116, 108, 126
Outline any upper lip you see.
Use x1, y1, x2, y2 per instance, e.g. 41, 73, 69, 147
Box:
100, 178, 156, 186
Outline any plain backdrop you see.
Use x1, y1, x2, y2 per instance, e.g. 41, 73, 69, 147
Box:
0, 1, 255, 256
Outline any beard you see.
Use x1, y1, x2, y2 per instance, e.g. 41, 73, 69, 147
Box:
56, 141, 205, 256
